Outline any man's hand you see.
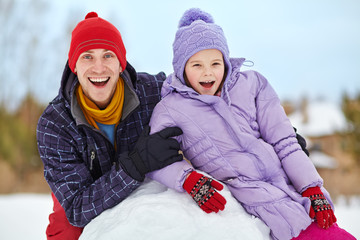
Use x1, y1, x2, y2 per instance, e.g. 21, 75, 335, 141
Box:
294, 127, 309, 156
118, 126, 183, 181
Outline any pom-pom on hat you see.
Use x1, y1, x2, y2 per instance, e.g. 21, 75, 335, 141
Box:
172, 8, 231, 84
68, 12, 127, 73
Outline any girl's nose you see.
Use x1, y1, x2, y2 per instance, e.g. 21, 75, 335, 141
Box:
204, 66, 213, 76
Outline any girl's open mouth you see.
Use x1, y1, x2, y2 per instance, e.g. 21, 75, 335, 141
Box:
200, 81, 215, 88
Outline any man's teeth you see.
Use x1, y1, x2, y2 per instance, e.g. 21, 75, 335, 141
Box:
89, 77, 109, 82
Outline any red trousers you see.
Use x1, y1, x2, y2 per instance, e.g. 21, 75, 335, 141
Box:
46, 193, 83, 240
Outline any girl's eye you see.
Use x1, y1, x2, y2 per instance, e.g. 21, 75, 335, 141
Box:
83, 55, 92, 59
193, 64, 201, 67
104, 54, 112, 58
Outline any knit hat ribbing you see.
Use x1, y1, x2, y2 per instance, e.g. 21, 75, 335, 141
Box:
172, 8, 231, 84
68, 12, 127, 73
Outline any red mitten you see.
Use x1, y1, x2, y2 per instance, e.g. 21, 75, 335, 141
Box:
183, 171, 226, 213
302, 187, 337, 229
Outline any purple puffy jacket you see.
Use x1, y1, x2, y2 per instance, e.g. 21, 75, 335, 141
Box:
148, 58, 333, 240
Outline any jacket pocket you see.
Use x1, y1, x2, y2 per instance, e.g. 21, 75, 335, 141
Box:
88, 145, 102, 180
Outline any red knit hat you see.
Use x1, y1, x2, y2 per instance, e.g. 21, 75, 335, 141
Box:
68, 12, 127, 73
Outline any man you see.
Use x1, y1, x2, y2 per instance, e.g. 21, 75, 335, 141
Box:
36, 12, 183, 239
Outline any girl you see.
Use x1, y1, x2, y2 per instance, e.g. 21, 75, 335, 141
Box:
147, 8, 355, 240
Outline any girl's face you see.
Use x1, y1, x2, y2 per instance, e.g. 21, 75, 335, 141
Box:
184, 49, 225, 95
75, 49, 122, 109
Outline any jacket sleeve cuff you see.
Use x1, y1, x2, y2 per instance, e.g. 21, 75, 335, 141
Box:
146, 160, 194, 192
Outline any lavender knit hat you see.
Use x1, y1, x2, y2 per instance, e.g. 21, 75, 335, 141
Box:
172, 8, 231, 84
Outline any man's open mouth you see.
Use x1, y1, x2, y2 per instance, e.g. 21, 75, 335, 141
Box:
89, 77, 110, 87
200, 81, 215, 88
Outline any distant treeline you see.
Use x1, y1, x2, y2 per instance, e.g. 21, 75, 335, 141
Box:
0, 93, 45, 180
342, 92, 360, 164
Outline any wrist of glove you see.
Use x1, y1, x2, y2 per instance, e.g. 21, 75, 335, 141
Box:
118, 125, 183, 181
302, 186, 337, 229
183, 171, 226, 213
117, 152, 146, 181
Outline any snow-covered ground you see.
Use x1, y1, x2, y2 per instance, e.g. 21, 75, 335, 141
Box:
0, 179, 359, 240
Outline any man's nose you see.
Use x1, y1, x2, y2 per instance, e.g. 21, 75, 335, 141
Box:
92, 58, 106, 73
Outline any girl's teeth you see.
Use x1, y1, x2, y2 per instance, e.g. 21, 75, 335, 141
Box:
200, 81, 214, 88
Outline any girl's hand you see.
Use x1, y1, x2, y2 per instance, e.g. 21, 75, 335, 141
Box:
183, 171, 226, 213
302, 187, 337, 229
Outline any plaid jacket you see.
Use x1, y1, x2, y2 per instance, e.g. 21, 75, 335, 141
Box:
37, 62, 165, 227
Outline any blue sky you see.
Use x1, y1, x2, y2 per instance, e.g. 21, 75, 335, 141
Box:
1, 0, 360, 108
122, 0, 360, 104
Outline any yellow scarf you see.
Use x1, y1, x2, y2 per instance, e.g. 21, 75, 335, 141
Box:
76, 77, 124, 129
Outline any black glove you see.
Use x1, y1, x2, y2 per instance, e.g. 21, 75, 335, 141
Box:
118, 125, 183, 181
294, 127, 309, 156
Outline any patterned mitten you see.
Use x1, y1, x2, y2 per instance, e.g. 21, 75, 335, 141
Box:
302, 187, 337, 229
183, 171, 226, 213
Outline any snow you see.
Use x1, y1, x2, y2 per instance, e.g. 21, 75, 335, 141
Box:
0, 179, 359, 240
79, 179, 270, 240
0, 193, 53, 240
308, 150, 338, 169
288, 100, 348, 137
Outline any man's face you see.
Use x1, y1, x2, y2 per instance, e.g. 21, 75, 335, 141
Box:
75, 49, 122, 109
